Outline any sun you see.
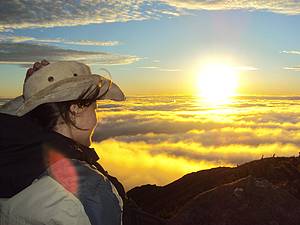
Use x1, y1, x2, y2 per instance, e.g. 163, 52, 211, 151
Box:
197, 63, 238, 104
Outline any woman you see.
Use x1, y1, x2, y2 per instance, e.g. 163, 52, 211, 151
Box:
0, 60, 128, 225
0, 60, 167, 225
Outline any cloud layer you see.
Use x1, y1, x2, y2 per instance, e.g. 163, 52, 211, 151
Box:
0, 0, 144, 31
0, 0, 299, 31
88, 95, 300, 191
0, 0, 180, 31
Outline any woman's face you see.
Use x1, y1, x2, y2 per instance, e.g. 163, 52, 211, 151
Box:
70, 101, 98, 147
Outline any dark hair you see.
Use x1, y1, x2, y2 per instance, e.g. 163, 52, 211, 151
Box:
22, 84, 101, 131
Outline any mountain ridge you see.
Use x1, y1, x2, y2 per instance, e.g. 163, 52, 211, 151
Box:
126, 156, 300, 224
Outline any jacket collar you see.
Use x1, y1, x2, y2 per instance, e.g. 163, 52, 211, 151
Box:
46, 130, 100, 166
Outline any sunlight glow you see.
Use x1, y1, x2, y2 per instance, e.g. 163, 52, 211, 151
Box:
197, 63, 239, 104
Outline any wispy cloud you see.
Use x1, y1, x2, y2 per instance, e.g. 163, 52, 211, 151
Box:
137, 66, 159, 69
136, 66, 182, 71
281, 50, 300, 55
161, 0, 300, 15
234, 66, 258, 71
0, 34, 120, 46
281, 51, 300, 71
157, 9, 181, 17
284, 66, 300, 71
159, 68, 182, 72
0, 35, 35, 43
0, 43, 140, 66
36, 39, 119, 46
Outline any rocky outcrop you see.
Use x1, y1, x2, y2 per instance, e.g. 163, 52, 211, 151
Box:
167, 175, 300, 225
127, 156, 300, 224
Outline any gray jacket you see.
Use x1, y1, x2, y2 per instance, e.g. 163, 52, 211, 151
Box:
0, 157, 123, 225
0, 112, 123, 225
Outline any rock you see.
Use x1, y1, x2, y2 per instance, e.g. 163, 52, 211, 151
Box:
127, 157, 300, 220
166, 175, 300, 225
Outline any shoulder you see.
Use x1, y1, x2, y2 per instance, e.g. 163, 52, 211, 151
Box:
0, 175, 91, 225
46, 157, 122, 202
47, 158, 123, 225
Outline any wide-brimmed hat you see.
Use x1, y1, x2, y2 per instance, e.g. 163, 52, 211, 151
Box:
0, 60, 126, 116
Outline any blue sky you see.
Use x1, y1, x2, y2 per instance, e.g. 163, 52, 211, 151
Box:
1, 1, 300, 97
2, 0, 300, 190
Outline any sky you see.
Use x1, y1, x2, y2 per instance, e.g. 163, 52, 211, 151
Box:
1, 1, 300, 191
0, 0, 300, 97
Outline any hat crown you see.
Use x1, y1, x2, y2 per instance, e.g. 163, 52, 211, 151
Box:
23, 61, 92, 100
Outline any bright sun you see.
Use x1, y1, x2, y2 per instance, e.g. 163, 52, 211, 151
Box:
197, 63, 238, 104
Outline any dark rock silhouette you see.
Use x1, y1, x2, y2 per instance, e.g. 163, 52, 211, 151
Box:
168, 175, 300, 225
126, 156, 300, 225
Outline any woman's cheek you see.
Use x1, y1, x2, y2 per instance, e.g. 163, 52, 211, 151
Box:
91, 110, 97, 129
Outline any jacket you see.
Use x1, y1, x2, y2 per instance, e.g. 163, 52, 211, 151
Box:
0, 112, 167, 225
0, 112, 123, 225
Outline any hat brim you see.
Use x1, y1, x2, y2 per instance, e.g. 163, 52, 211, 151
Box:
0, 74, 126, 117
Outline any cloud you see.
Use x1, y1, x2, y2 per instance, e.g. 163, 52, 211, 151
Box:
0, 0, 180, 31
103, 96, 300, 137
91, 139, 226, 191
159, 68, 182, 72
1, 0, 297, 33
136, 64, 255, 73
94, 109, 300, 148
93, 95, 300, 147
0, 42, 140, 65
156, 9, 181, 17
0, 0, 298, 32
92, 136, 299, 191
0, 34, 120, 46
136, 66, 182, 71
137, 66, 159, 69
281, 50, 300, 55
90, 96, 300, 190
161, 0, 300, 15
53, 40, 120, 46
0, 35, 35, 43
284, 66, 300, 71
279, 51, 300, 71
234, 66, 258, 71
30, 38, 119, 47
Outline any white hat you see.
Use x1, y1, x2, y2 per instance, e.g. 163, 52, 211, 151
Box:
0, 60, 126, 116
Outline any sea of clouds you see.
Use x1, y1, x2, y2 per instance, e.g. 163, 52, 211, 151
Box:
88, 95, 300, 191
